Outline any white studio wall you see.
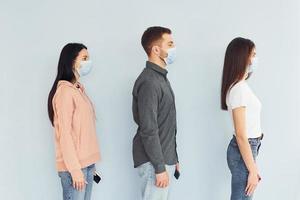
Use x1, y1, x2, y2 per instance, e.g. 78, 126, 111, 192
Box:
0, 0, 299, 199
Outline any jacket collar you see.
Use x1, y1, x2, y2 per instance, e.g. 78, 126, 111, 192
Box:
146, 61, 168, 77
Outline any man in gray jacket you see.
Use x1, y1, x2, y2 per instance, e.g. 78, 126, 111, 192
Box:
132, 26, 179, 200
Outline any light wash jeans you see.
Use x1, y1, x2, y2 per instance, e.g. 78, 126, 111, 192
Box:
58, 164, 95, 200
227, 136, 262, 200
137, 162, 176, 200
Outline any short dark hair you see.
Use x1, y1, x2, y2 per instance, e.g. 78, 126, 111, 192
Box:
141, 26, 172, 56
221, 37, 255, 110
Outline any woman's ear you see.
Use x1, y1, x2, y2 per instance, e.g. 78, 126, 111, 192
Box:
73, 59, 80, 70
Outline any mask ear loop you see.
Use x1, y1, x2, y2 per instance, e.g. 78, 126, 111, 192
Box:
158, 47, 168, 64
73, 60, 80, 75
152, 45, 167, 64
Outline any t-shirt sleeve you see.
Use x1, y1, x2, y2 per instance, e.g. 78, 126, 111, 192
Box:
228, 84, 248, 109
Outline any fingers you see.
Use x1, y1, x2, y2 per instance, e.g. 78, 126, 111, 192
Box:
75, 181, 81, 191
156, 180, 162, 188
156, 180, 168, 188
78, 181, 85, 191
245, 172, 260, 196
245, 182, 250, 195
245, 183, 257, 196
155, 171, 169, 188
245, 184, 251, 196
155, 179, 163, 188
155, 178, 169, 188
245, 185, 251, 196
163, 179, 169, 188
246, 184, 257, 196
176, 163, 180, 171
73, 180, 87, 191
80, 181, 85, 191
74, 181, 78, 191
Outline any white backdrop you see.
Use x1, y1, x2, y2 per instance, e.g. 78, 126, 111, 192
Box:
1, 0, 299, 199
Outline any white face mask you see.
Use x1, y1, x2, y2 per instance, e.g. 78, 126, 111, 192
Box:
158, 47, 177, 66
77, 60, 93, 77
248, 57, 258, 73
163, 47, 176, 65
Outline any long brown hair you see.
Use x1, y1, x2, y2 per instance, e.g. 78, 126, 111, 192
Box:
221, 37, 255, 110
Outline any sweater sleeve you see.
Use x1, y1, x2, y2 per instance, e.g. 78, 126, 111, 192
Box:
55, 87, 84, 180
137, 81, 166, 173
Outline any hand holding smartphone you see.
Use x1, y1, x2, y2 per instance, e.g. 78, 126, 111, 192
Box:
174, 169, 180, 180
93, 171, 101, 184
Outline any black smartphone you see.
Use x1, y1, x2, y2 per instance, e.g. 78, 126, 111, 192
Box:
93, 171, 101, 184
174, 169, 180, 180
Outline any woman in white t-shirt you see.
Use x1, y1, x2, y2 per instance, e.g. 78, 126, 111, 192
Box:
221, 37, 263, 200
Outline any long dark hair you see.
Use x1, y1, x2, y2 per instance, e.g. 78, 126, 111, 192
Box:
48, 43, 87, 126
221, 37, 255, 110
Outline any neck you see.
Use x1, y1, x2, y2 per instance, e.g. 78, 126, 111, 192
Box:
242, 72, 249, 80
73, 70, 80, 84
148, 56, 166, 69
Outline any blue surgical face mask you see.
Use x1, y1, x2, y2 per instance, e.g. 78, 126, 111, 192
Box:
162, 47, 176, 65
78, 60, 93, 77
248, 57, 258, 73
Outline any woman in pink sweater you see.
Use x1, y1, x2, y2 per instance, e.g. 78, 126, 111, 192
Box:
48, 43, 101, 200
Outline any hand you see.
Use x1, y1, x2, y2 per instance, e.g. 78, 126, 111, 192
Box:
72, 175, 88, 191
155, 171, 169, 188
258, 173, 262, 182
245, 171, 259, 196
175, 163, 180, 172
93, 166, 97, 175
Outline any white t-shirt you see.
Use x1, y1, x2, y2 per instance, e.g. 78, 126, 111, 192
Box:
226, 80, 262, 138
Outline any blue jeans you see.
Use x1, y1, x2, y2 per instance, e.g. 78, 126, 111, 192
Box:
137, 162, 176, 200
227, 136, 262, 200
58, 164, 95, 200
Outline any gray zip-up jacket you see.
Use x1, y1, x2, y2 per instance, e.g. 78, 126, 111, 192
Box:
132, 61, 178, 173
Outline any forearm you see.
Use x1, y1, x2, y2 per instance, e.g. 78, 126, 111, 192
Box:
60, 131, 83, 179
141, 132, 165, 173
236, 134, 257, 173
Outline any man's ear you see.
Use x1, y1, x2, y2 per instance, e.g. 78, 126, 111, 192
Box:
151, 45, 160, 56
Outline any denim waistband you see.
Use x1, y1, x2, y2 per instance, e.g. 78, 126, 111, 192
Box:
233, 133, 263, 141
232, 133, 263, 146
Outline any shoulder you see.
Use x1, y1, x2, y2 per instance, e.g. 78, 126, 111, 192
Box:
226, 81, 251, 108
54, 84, 76, 102
227, 81, 250, 102
135, 69, 160, 89
139, 79, 160, 93
229, 81, 249, 96
141, 67, 161, 80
